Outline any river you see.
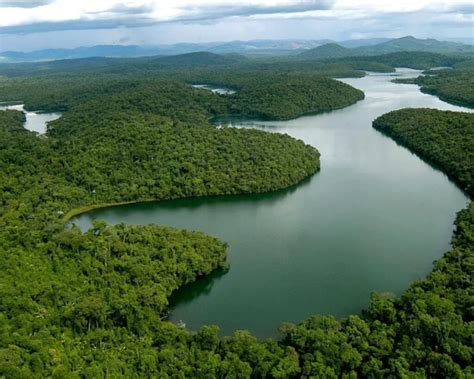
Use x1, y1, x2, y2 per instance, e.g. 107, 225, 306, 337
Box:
0, 103, 61, 134
73, 68, 471, 338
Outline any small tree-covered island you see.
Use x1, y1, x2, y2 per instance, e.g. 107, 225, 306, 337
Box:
0, 30, 474, 378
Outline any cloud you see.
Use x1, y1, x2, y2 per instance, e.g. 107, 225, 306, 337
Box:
0, 0, 53, 8
0, 0, 472, 50
174, 1, 335, 22
1, 0, 472, 35
0, 0, 335, 34
87, 3, 155, 17
446, 3, 474, 14
0, 18, 157, 35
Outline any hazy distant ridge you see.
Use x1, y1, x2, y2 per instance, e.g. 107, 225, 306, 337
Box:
299, 36, 473, 59
1, 36, 472, 63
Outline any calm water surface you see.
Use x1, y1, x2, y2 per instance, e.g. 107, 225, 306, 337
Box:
74, 69, 471, 337
0, 103, 61, 134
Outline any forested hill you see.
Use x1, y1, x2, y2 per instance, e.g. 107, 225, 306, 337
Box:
299, 36, 474, 59
331, 51, 466, 71
373, 108, 474, 196
411, 66, 474, 107
391, 58, 474, 108
0, 49, 471, 79
0, 106, 319, 376
0, 72, 364, 121
1, 36, 471, 63
147, 51, 248, 66
1, 105, 473, 376
0, 49, 473, 376
298, 43, 351, 59
363, 36, 472, 54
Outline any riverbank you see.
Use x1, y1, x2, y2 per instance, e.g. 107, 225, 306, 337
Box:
74, 69, 471, 339
373, 108, 474, 197
1, 66, 473, 377
0, 102, 61, 133
64, 165, 320, 223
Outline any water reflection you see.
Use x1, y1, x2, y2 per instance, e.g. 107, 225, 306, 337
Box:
75, 69, 471, 337
169, 268, 229, 308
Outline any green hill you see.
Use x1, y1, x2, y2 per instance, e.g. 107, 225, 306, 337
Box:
373, 108, 474, 196
357, 36, 474, 55
298, 43, 352, 59
298, 36, 474, 61
150, 51, 245, 67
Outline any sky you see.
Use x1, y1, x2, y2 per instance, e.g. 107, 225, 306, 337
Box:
0, 0, 473, 51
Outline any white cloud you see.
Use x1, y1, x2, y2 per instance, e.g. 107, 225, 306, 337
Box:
335, 0, 473, 14
0, 0, 472, 50
0, 0, 335, 28
2, 0, 470, 28
0, 0, 472, 30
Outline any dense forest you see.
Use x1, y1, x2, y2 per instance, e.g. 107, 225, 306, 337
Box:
228, 75, 364, 120
373, 108, 474, 196
414, 68, 474, 107
392, 62, 474, 108
0, 71, 364, 121
298, 37, 474, 60
0, 49, 469, 78
0, 106, 319, 377
1, 49, 471, 121
332, 51, 466, 71
1, 50, 474, 377
1, 104, 472, 376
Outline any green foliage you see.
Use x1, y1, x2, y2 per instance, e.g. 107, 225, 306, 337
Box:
336, 51, 466, 70
373, 108, 474, 196
0, 51, 387, 79
0, 56, 473, 377
0, 69, 364, 121
298, 37, 473, 64
282, 108, 474, 377
415, 68, 474, 107
227, 74, 364, 120
0, 105, 319, 377
0, 108, 26, 130
279, 202, 474, 378
393, 63, 474, 108
298, 43, 352, 59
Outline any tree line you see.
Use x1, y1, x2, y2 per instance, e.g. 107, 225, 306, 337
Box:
0, 60, 472, 377
373, 108, 474, 196
393, 62, 474, 108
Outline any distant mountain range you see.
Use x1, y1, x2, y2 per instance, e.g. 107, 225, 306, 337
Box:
1, 36, 472, 63
0, 40, 331, 62
298, 36, 474, 60
146, 52, 247, 67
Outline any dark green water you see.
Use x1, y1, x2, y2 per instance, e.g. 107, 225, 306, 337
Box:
74, 69, 471, 338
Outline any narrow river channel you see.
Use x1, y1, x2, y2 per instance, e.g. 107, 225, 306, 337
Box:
74, 68, 472, 338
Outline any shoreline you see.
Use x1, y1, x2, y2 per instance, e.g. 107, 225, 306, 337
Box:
64, 165, 320, 223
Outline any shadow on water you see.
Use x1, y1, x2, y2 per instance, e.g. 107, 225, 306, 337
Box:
210, 101, 366, 126
373, 129, 472, 198
72, 173, 317, 231
74, 69, 472, 337
168, 268, 230, 309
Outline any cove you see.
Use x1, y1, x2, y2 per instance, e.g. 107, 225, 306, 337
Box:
0, 102, 61, 134
73, 68, 472, 338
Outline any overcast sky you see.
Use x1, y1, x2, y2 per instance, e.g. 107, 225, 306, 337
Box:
0, 0, 473, 51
